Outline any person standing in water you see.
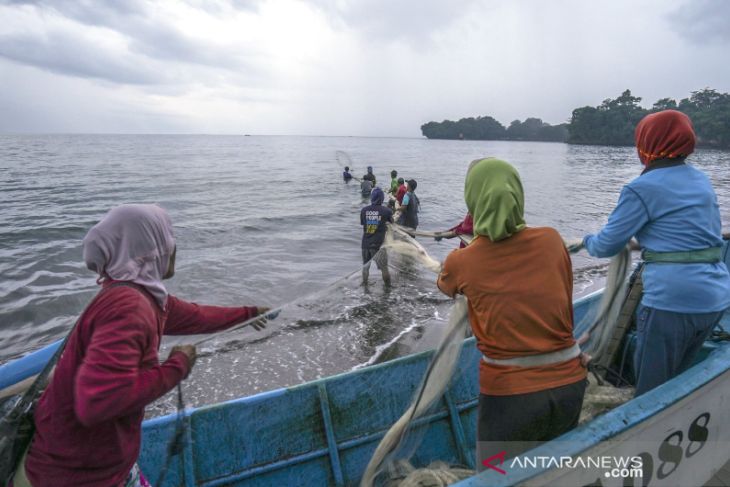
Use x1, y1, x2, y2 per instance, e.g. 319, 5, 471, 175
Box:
397, 179, 420, 230
388, 170, 399, 195
573, 110, 730, 396
387, 170, 399, 209
360, 178, 373, 197
395, 178, 407, 206
437, 158, 585, 465
361, 187, 393, 286
343, 166, 353, 182
12, 204, 272, 487
362, 166, 377, 186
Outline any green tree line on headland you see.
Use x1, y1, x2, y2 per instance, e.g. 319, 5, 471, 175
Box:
421, 88, 730, 149
421, 116, 570, 143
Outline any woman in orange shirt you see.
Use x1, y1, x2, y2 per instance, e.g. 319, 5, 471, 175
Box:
437, 158, 586, 468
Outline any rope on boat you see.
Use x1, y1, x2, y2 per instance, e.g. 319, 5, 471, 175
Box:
384, 461, 474, 487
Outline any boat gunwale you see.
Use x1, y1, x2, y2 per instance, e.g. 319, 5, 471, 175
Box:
454, 339, 730, 486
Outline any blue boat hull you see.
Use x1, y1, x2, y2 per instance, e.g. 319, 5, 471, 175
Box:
134, 308, 730, 487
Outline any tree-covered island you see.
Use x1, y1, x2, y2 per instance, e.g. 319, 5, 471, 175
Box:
421, 88, 730, 149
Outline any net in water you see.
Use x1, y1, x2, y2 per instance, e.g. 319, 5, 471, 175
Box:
147, 227, 634, 486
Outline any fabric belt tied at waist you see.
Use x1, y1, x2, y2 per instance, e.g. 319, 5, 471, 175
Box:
642, 247, 722, 264
482, 343, 581, 367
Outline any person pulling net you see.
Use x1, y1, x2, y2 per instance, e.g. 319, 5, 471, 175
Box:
569, 110, 730, 397
361, 188, 394, 286
0, 204, 276, 487
361, 158, 634, 487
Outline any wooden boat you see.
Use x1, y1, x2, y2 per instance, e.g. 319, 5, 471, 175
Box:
2, 248, 730, 486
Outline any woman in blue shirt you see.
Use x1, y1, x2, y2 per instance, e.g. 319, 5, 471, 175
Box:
578, 110, 730, 395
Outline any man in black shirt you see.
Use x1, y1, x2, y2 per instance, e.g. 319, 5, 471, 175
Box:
362, 166, 377, 186
360, 187, 392, 286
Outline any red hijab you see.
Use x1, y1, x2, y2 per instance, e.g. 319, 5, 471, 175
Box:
635, 110, 696, 166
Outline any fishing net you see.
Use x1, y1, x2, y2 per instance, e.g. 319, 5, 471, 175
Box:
360, 295, 470, 487
384, 461, 473, 487
368, 374, 635, 487
579, 374, 634, 423
146, 226, 635, 484
1, 216, 636, 482
383, 225, 442, 274
1, 220, 636, 486
149, 226, 454, 417
336, 150, 361, 181
336, 150, 354, 170
574, 246, 631, 363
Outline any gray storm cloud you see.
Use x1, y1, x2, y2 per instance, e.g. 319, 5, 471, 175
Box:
0, 0, 728, 135
309, 0, 482, 44
669, 0, 730, 44
0, 0, 261, 83
0, 29, 163, 85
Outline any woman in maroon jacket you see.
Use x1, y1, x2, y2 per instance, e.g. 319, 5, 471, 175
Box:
434, 213, 474, 248
13, 204, 270, 487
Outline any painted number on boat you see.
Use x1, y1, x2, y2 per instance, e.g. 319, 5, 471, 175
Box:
580, 412, 710, 487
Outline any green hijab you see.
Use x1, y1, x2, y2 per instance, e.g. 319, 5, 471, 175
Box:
464, 158, 526, 241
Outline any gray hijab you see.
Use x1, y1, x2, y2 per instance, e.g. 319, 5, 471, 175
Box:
82, 204, 175, 309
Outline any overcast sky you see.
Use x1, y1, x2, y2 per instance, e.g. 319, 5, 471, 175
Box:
0, 0, 728, 136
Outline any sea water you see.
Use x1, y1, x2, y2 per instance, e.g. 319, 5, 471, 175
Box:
1, 134, 729, 415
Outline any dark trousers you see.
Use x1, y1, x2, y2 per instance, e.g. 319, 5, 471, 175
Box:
362, 247, 390, 285
633, 304, 724, 396
476, 379, 586, 471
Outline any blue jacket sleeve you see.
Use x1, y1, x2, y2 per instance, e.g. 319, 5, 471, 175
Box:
584, 186, 649, 258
